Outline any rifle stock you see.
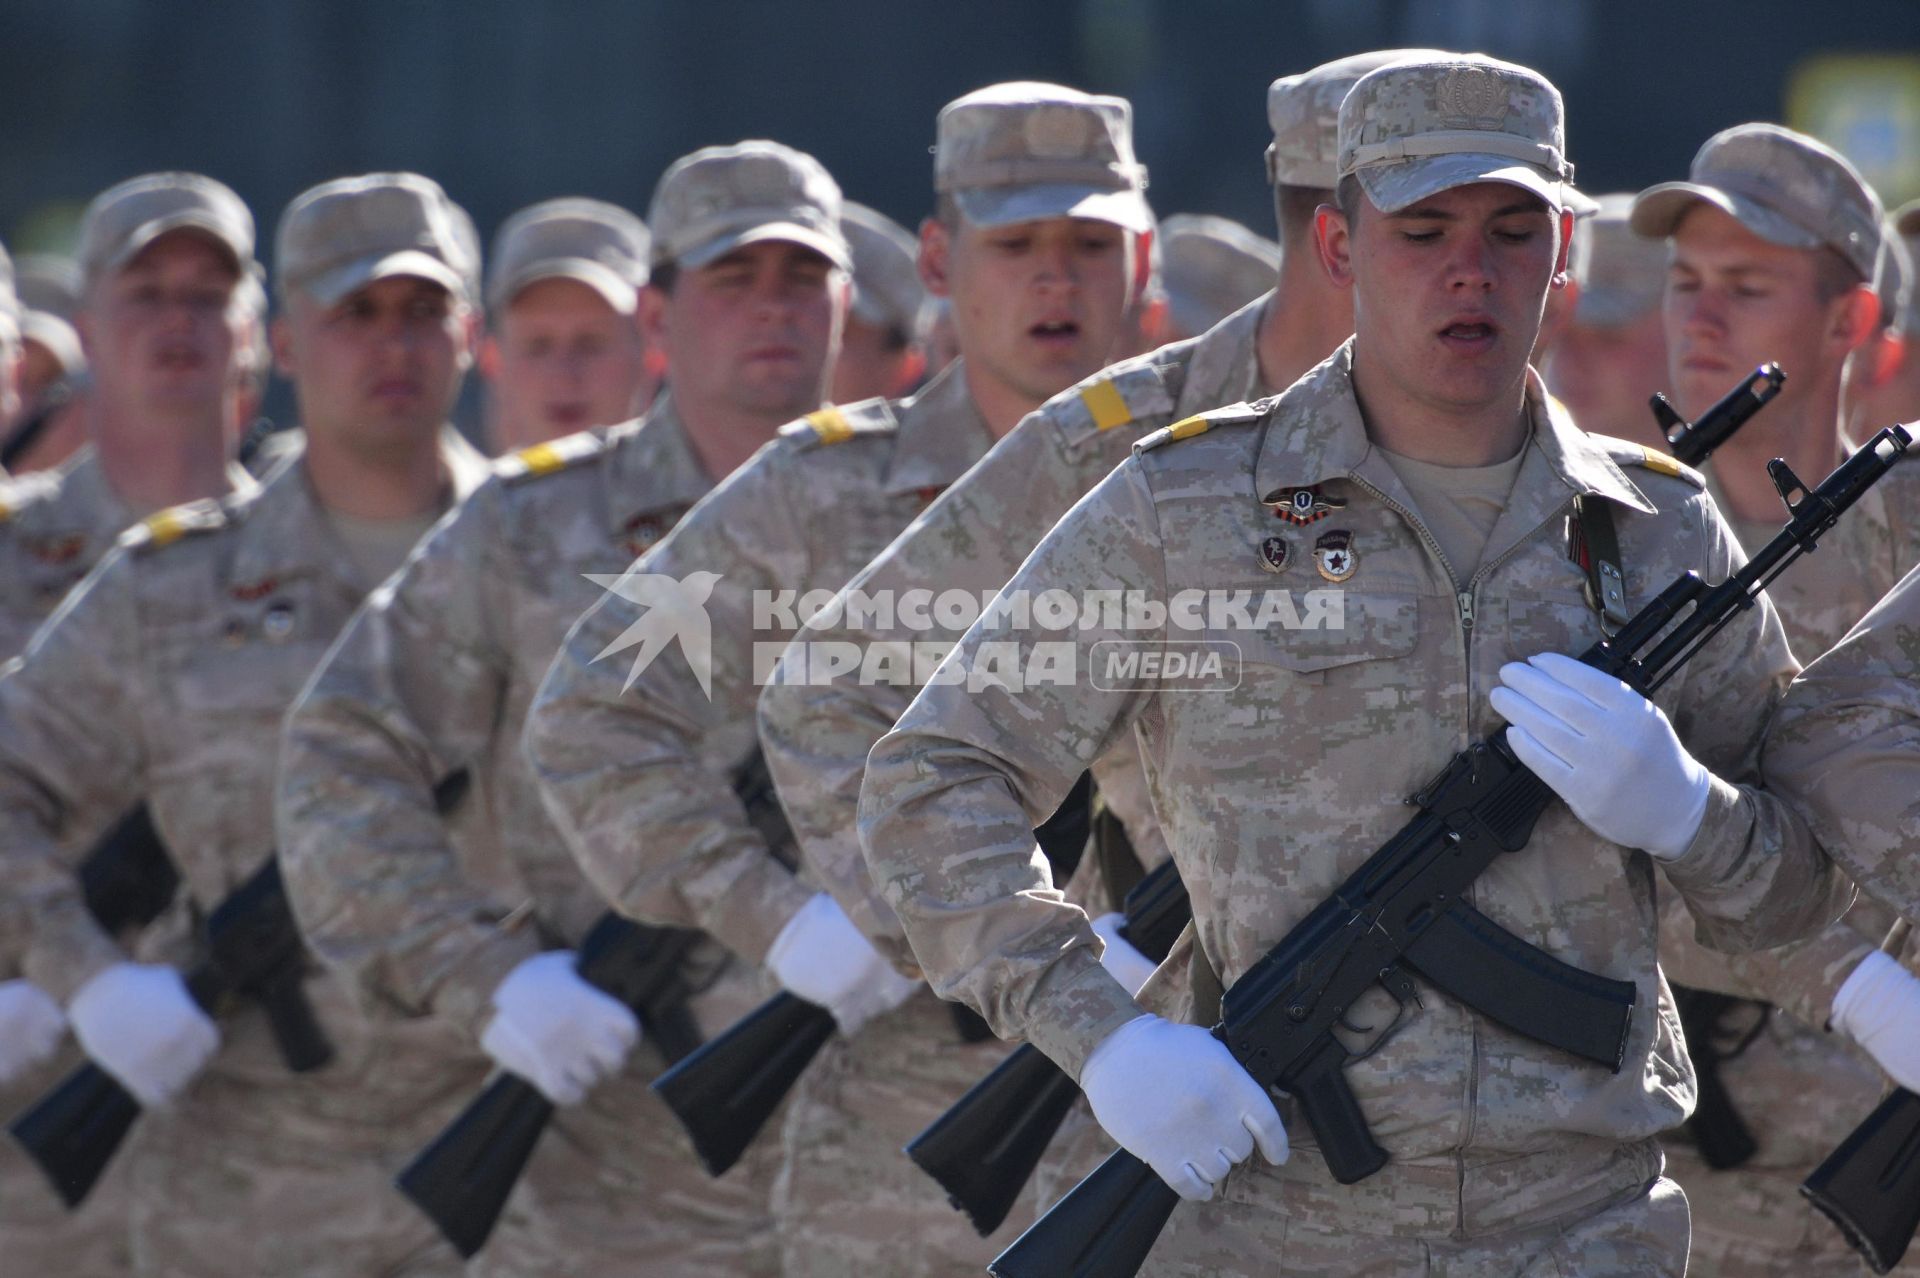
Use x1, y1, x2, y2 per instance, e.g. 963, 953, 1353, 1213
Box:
1803, 1087, 1920, 1275
989, 418, 1910, 1278
905, 859, 1191, 1234
1671, 985, 1763, 1170
396, 912, 706, 1257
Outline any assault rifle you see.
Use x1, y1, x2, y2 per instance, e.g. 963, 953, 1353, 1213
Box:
900, 361, 1788, 1238
1670, 986, 1766, 1169
988, 421, 1912, 1278
650, 772, 1098, 1178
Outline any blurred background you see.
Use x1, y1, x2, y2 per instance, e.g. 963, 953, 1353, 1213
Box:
3, 0, 1916, 422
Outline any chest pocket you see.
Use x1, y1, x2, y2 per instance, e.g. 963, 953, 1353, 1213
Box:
1226, 589, 1421, 680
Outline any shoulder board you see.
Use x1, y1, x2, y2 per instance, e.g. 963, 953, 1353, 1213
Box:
1134, 401, 1269, 455
1048, 361, 1176, 451
494, 431, 607, 484
779, 399, 899, 450
1597, 437, 1706, 489
120, 500, 228, 553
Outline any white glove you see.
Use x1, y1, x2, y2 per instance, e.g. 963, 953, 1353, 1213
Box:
0, 979, 67, 1085
1490, 652, 1711, 861
1090, 913, 1159, 997
67, 963, 219, 1108
1080, 1013, 1288, 1201
1833, 950, 1920, 1093
766, 892, 917, 1035
481, 950, 640, 1106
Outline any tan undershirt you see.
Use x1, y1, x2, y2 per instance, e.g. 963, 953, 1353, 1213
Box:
324, 506, 444, 588
1378, 439, 1529, 589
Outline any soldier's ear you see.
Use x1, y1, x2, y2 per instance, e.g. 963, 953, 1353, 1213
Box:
477, 334, 503, 383
1829, 283, 1881, 356
1314, 205, 1355, 288
919, 218, 953, 299
637, 285, 670, 351
1553, 208, 1576, 281
269, 315, 297, 379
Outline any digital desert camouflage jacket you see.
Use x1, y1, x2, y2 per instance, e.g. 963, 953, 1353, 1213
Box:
859, 343, 1843, 1177
755, 297, 1266, 961
523, 360, 994, 965
275, 396, 719, 1037
0, 440, 487, 1134
0, 447, 259, 659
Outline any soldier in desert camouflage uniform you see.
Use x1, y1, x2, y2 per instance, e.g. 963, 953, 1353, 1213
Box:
858, 54, 1846, 1276
1845, 202, 1920, 443
524, 82, 1153, 1275
833, 200, 928, 403
1615, 122, 1920, 1277
0, 171, 492, 1278
0, 175, 269, 1278
276, 143, 852, 1278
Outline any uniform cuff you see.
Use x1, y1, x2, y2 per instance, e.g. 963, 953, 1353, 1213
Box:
27, 903, 128, 1005
438, 929, 546, 1042
1659, 774, 1746, 894
698, 856, 817, 968
1022, 949, 1147, 1082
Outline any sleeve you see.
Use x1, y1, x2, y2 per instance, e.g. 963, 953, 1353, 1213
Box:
757, 418, 1110, 967
0, 548, 151, 1000
524, 449, 814, 965
1764, 561, 1920, 921
1655, 489, 1849, 950
856, 458, 1169, 1079
276, 488, 539, 1039
1659, 891, 1882, 1029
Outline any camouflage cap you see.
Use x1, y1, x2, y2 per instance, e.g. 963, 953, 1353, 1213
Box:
934, 81, 1150, 233
1630, 124, 1883, 282
1569, 193, 1667, 327
76, 172, 256, 289
487, 197, 650, 315
276, 172, 477, 307
648, 140, 849, 273
1266, 49, 1450, 189
15, 255, 82, 321
841, 201, 924, 333
1158, 213, 1281, 336
1338, 54, 1572, 214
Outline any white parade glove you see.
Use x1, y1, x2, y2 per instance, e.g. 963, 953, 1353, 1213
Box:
0, 979, 67, 1085
481, 950, 641, 1106
766, 892, 917, 1035
1833, 950, 1920, 1093
1490, 652, 1711, 861
1090, 913, 1159, 997
1080, 1013, 1288, 1202
67, 963, 219, 1108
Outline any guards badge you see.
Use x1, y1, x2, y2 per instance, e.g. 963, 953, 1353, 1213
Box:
1315, 530, 1357, 582
1267, 486, 1346, 526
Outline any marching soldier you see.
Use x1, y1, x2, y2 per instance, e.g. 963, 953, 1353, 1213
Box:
275, 141, 853, 1277
858, 54, 1843, 1275
524, 82, 1154, 1274
1844, 205, 1920, 442
1158, 213, 1282, 342
1623, 123, 1920, 1276
0, 170, 492, 1277
9, 253, 90, 473
833, 200, 928, 402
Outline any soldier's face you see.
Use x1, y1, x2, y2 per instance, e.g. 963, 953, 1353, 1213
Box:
922, 214, 1135, 405
645, 241, 844, 420
484, 277, 649, 452
1663, 205, 1861, 422
831, 314, 924, 404
1541, 310, 1671, 449
1321, 182, 1567, 416
82, 232, 244, 417
274, 275, 474, 447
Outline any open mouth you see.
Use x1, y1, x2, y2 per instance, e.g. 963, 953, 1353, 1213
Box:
1438, 319, 1498, 350
1029, 318, 1081, 346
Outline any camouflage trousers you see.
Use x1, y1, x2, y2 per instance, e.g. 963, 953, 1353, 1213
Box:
473, 959, 780, 1278
1148, 1172, 1688, 1277
772, 988, 1029, 1276
1666, 1008, 1917, 1276
124, 998, 485, 1278
0, 1044, 135, 1277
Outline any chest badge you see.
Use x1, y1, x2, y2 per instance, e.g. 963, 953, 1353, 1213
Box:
1267, 486, 1347, 526
1315, 530, 1357, 583
1258, 536, 1291, 573
261, 601, 297, 642
621, 510, 675, 560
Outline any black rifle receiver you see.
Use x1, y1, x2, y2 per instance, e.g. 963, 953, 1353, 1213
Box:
1656, 362, 1785, 468
988, 422, 1912, 1278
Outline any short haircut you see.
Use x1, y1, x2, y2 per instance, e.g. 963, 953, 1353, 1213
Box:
1812, 245, 1867, 306
1274, 183, 1336, 249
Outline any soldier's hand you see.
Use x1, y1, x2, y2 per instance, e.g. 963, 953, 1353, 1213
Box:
0, 978, 66, 1084
1833, 949, 1920, 1092
1080, 1013, 1288, 1201
1491, 652, 1711, 860
766, 892, 917, 1035
481, 951, 641, 1106
67, 962, 219, 1107
1090, 913, 1158, 996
